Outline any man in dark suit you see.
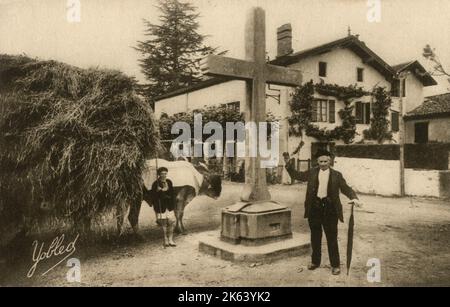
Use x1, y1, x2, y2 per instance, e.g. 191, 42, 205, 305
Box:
284, 146, 362, 275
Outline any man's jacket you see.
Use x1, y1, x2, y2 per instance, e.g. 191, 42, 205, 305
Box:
286, 166, 358, 222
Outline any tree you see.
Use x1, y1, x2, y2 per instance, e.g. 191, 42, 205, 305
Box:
135, 0, 217, 107
423, 44, 450, 85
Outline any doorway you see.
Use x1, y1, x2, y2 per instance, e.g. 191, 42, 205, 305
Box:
414, 122, 429, 144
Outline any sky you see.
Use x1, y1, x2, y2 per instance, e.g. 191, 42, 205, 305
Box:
1, 0, 449, 96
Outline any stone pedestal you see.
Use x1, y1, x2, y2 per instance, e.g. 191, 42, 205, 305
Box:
221, 201, 292, 245
199, 201, 310, 262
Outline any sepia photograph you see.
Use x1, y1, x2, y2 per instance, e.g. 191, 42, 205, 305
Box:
0, 0, 449, 291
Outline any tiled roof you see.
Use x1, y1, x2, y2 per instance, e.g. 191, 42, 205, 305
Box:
271, 35, 396, 80
392, 60, 437, 86
154, 77, 229, 101
405, 93, 450, 120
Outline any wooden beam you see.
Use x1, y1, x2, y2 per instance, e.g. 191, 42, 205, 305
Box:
200, 54, 255, 81
265, 64, 302, 86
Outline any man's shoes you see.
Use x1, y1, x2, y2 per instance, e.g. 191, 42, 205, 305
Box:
307, 263, 319, 270
331, 267, 341, 275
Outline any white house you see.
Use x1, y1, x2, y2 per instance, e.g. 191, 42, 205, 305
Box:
155, 24, 437, 172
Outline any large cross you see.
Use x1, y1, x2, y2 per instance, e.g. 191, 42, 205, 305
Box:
201, 7, 302, 202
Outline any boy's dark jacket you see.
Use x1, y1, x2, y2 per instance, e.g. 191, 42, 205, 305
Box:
286, 166, 358, 222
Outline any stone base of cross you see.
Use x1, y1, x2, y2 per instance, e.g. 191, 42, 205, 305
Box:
198, 7, 309, 262
201, 7, 302, 202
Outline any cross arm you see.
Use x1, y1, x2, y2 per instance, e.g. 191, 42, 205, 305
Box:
264, 64, 302, 87
200, 54, 255, 80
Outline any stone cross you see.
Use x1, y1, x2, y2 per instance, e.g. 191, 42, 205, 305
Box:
201, 7, 302, 202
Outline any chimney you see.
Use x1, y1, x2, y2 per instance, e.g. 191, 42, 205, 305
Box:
277, 23, 293, 58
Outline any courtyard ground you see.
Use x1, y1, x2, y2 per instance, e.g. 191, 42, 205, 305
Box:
1, 182, 450, 287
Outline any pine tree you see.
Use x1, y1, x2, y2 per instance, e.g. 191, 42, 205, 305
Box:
135, 0, 217, 106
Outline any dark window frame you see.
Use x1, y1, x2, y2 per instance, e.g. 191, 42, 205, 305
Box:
311, 99, 332, 123
391, 79, 407, 97
319, 61, 327, 77
391, 79, 400, 97
224, 101, 240, 112
357, 67, 364, 82
355, 101, 371, 124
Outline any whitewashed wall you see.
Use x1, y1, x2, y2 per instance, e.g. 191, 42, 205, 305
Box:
405, 169, 441, 198
404, 75, 425, 113
289, 47, 392, 91
155, 80, 246, 118
334, 156, 449, 198
334, 157, 401, 196
405, 118, 450, 144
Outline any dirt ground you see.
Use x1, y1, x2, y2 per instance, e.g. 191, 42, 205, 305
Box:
1, 182, 450, 287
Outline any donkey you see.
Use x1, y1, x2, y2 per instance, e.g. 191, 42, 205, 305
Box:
117, 160, 222, 236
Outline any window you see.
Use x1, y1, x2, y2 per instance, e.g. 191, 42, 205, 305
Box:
391, 79, 406, 97
329, 100, 335, 123
312, 99, 332, 122
391, 80, 400, 97
357, 68, 364, 82
355, 101, 371, 124
319, 62, 327, 77
391, 111, 399, 132
224, 101, 240, 112
414, 122, 428, 143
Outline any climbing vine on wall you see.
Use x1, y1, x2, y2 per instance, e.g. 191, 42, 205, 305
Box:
363, 87, 393, 143
289, 80, 367, 144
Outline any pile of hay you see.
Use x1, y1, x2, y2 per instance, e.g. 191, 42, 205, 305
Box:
0, 54, 159, 239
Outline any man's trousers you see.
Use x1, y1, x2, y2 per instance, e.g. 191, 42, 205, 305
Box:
308, 198, 340, 268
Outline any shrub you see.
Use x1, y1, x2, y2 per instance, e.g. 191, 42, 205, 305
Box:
404, 143, 450, 170
335, 144, 400, 160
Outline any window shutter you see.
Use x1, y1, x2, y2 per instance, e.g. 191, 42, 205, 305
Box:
364, 103, 371, 124
355, 101, 362, 124
391, 111, 399, 132
321, 100, 327, 122
402, 79, 406, 97
329, 100, 335, 123
311, 100, 318, 122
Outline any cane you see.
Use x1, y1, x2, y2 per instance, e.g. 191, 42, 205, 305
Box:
346, 201, 355, 275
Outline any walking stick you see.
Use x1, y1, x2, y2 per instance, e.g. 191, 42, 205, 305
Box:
346, 202, 355, 275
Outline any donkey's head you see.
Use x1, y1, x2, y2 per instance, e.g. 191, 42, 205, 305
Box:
194, 162, 222, 199
204, 174, 222, 199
